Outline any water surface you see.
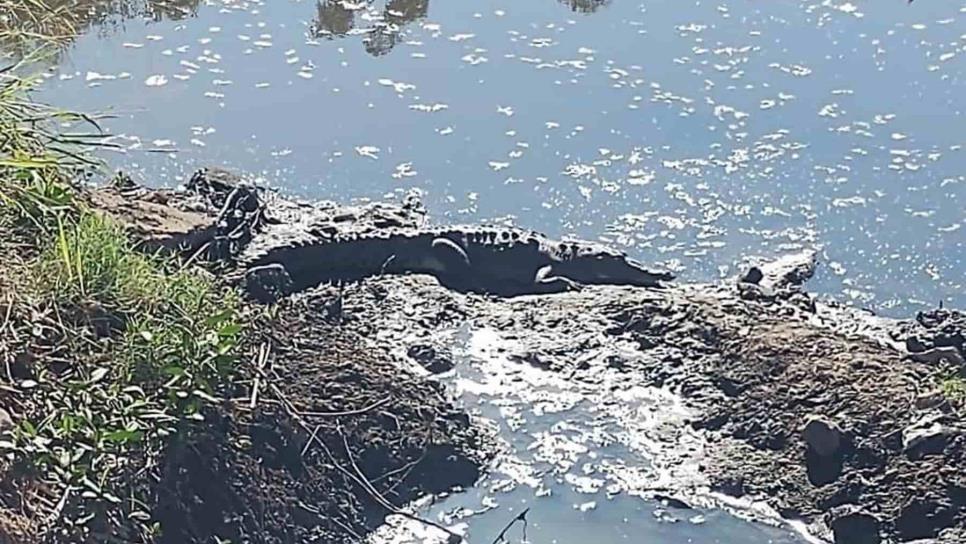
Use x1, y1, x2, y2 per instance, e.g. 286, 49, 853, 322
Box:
18, 0, 965, 314
372, 328, 808, 544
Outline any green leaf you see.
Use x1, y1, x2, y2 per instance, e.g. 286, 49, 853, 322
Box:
204, 310, 234, 327
20, 420, 36, 437
218, 323, 243, 337
103, 429, 142, 445
0, 157, 58, 169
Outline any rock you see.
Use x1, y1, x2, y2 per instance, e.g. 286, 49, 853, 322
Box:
803, 416, 843, 457
243, 263, 294, 304
902, 308, 966, 363
896, 495, 956, 540
759, 250, 817, 290
0, 407, 14, 434
89, 186, 217, 252
908, 346, 965, 366
738, 282, 776, 301
827, 504, 881, 544
902, 414, 954, 460
906, 335, 931, 353
739, 266, 764, 285
653, 494, 692, 510
407, 344, 455, 374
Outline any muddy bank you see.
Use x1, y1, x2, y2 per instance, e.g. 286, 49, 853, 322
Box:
151, 294, 484, 543
0, 178, 485, 544
330, 275, 966, 544
95, 171, 965, 543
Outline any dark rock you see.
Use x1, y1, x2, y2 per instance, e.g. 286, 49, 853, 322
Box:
803, 416, 846, 485
653, 494, 692, 510
906, 335, 931, 353
806, 447, 844, 486
896, 495, 956, 540
738, 282, 776, 301
605, 354, 628, 369
243, 263, 294, 304
739, 266, 764, 285
827, 504, 881, 544
712, 476, 746, 497
803, 416, 843, 457
407, 344, 455, 374
902, 308, 966, 362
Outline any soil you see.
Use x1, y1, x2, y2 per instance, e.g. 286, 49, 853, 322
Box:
151, 288, 485, 544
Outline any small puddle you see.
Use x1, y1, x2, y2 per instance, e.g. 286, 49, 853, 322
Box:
372, 327, 808, 544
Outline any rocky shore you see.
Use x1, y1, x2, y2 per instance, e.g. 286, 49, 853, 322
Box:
97, 169, 965, 544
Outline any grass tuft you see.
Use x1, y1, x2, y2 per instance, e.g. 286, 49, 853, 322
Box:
0, 63, 245, 542
942, 376, 966, 406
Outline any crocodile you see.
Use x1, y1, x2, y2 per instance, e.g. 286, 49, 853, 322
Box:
188, 168, 674, 298
238, 225, 673, 297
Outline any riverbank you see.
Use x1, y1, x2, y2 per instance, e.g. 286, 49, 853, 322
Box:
100, 168, 964, 544
333, 275, 966, 544
0, 216, 484, 542
0, 75, 484, 542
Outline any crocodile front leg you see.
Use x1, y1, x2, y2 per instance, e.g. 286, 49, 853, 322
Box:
535, 265, 583, 294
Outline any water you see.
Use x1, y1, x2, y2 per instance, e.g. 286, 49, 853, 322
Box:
12, 0, 964, 316
372, 328, 808, 544
2, 2, 962, 539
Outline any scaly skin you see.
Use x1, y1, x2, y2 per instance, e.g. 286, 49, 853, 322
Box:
190, 167, 673, 297
239, 225, 673, 296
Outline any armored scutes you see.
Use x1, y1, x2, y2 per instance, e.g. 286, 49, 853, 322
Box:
238, 225, 673, 296
190, 168, 674, 297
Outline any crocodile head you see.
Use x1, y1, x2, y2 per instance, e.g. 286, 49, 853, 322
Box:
553, 244, 674, 288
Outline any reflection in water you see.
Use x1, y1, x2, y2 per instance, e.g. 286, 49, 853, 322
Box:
313, 0, 357, 38
0, 0, 201, 54
557, 0, 610, 14
311, 0, 604, 57
311, 0, 429, 57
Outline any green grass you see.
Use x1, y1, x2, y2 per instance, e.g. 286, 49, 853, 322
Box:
0, 67, 245, 541
942, 376, 966, 405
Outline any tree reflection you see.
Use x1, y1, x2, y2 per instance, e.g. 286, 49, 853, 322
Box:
312, 0, 356, 37
311, 0, 429, 57
557, 0, 611, 14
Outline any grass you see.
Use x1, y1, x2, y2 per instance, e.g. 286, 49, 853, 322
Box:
0, 0, 205, 54
0, 67, 246, 542
942, 376, 966, 406
0, 0, 80, 52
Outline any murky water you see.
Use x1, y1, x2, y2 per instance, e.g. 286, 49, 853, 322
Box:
10, 0, 963, 316
372, 327, 808, 544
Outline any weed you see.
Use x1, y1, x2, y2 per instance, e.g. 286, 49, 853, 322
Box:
0, 58, 245, 541
942, 376, 966, 405
1, 210, 244, 539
